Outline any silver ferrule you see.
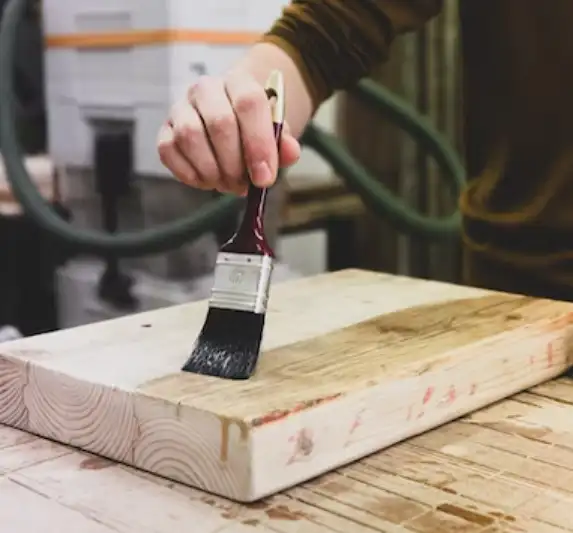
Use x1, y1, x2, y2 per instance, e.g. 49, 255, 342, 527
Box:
209, 252, 274, 313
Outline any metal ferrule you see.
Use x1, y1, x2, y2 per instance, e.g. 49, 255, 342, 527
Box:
209, 252, 274, 313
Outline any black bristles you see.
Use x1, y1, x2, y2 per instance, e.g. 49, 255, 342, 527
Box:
181, 307, 265, 380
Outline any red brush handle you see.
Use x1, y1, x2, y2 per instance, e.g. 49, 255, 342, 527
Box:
220, 120, 283, 257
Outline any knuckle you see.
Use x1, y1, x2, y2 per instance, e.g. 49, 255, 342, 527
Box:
234, 89, 265, 115
206, 113, 235, 136
173, 123, 201, 146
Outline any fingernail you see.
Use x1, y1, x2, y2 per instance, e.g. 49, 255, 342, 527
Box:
249, 161, 272, 187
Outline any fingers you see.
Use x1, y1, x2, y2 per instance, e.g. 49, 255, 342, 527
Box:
157, 122, 211, 190
225, 71, 277, 188
188, 77, 246, 194
157, 72, 301, 196
168, 100, 218, 189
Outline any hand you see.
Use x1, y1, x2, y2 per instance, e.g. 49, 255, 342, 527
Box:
157, 70, 301, 196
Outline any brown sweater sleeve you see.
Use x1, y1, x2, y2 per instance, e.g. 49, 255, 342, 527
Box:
262, 0, 443, 109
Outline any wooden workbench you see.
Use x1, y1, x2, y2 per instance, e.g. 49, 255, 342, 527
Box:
2, 375, 572, 532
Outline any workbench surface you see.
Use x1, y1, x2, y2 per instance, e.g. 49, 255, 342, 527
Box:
2, 376, 572, 532
1, 269, 571, 503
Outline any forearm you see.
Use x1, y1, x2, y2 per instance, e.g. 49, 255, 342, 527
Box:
232, 42, 313, 139
261, 1, 443, 108
231, 1, 443, 140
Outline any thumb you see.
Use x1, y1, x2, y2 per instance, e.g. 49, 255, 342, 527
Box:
278, 122, 301, 169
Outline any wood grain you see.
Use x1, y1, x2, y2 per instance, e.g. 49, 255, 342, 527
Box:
0, 269, 572, 502
4, 377, 573, 531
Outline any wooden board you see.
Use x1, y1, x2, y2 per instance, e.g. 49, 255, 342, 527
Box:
0, 269, 572, 503
3, 377, 573, 532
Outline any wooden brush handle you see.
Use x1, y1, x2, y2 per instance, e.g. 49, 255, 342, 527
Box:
221, 73, 285, 256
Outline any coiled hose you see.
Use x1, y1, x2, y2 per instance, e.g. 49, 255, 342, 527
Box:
0, 0, 466, 258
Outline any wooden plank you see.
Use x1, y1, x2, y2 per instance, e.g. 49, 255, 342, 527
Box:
4, 377, 573, 531
0, 269, 571, 503
0, 379, 573, 533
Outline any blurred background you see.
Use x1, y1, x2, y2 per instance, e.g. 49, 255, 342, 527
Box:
0, 0, 463, 339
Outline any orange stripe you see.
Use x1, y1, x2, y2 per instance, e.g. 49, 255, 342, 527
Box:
44, 29, 261, 49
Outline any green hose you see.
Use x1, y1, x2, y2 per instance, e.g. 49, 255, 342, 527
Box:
0, 0, 466, 258
0, 0, 243, 257
302, 80, 465, 238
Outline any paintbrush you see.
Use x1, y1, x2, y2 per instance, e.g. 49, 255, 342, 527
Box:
181, 70, 285, 380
